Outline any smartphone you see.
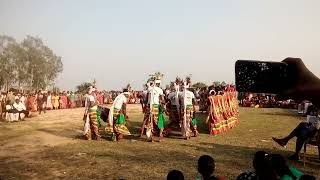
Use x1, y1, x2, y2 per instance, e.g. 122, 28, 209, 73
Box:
235, 60, 294, 93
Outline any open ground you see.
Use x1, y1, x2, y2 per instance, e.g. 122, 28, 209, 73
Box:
0, 105, 319, 180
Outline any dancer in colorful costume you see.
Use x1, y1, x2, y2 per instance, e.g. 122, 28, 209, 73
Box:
83, 87, 101, 140
180, 79, 199, 139
144, 74, 166, 142
165, 81, 181, 133
106, 89, 131, 141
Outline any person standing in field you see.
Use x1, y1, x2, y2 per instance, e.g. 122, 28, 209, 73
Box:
69, 92, 76, 108
165, 82, 181, 134
37, 91, 45, 114
145, 78, 166, 142
0, 92, 7, 120
83, 87, 101, 140
26, 93, 36, 112
46, 92, 53, 110
52, 93, 59, 110
180, 81, 199, 139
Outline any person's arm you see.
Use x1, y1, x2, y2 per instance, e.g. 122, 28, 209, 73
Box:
160, 94, 165, 106
192, 98, 196, 112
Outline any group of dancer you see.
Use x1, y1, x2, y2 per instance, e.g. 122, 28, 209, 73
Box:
82, 75, 201, 142
140, 76, 199, 142
206, 86, 240, 135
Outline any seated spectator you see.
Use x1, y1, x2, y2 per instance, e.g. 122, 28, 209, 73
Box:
237, 151, 278, 180
13, 96, 29, 120
197, 155, 224, 180
167, 170, 184, 180
270, 154, 303, 180
5, 100, 16, 122
272, 105, 320, 160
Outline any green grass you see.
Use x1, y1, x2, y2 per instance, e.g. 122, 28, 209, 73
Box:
0, 106, 319, 180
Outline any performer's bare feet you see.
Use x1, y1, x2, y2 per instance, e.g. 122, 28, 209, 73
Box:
159, 135, 164, 142
272, 137, 286, 147
193, 131, 199, 137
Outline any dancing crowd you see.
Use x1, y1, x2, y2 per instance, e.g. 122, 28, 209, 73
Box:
82, 76, 240, 142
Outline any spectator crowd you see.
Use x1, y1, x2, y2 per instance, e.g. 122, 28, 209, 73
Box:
166, 153, 316, 180
0, 89, 143, 122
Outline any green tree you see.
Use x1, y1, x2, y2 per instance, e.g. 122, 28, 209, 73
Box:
0, 35, 63, 91
21, 35, 63, 90
0, 35, 18, 91
192, 82, 207, 89
76, 82, 92, 94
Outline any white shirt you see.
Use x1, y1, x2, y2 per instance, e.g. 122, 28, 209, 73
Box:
167, 91, 180, 106
180, 90, 195, 106
149, 87, 163, 105
113, 93, 127, 110
85, 94, 95, 110
6, 105, 12, 111
13, 102, 26, 111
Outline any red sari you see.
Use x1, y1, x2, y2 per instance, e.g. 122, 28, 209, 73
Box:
62, 95, 68, 109
27, 96, 37, 112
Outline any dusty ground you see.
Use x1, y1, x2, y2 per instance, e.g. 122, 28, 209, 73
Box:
0, 105, 319, 180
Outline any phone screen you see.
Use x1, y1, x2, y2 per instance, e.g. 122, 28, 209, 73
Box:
235, 60, 290, 93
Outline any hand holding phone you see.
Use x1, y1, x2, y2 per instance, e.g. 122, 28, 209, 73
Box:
235, 57, 320, 107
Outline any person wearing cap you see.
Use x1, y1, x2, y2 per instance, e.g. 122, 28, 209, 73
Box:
106, 89, 131, 141
180, 82, 199, 139
145, 78, 166, 142
12, 96, 29, 120
83, 87, 101, 140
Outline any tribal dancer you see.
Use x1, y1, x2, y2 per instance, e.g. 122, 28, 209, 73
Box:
106, 89, 131, 141
180, 80, 199, 139
164, 80, 181, 134
140, 81, 153, 137
145, 77, 166, 142
83, 87, 101, 140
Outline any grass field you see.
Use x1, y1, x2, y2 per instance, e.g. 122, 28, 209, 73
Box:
0, 105, 319, 180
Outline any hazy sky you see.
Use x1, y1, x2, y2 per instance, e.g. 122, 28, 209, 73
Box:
1, 0, 320, 90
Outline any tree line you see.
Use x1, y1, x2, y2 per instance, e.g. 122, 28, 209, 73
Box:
0, 35, 63, 91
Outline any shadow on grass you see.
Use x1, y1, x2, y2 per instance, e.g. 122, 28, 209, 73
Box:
34, 112, 222, 144
1, 139, 319, 180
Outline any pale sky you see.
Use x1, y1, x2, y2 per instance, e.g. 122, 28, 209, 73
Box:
1, 0, 320, 90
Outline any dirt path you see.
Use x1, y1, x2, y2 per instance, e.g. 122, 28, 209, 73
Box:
0, 108, 83, 158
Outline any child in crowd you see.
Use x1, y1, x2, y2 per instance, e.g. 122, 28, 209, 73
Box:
197, 155, 224, 180
167, 170, 184, 180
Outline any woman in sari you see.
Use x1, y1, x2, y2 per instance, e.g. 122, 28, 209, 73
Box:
69, 92, 76, 108
58, 93, 63, 109
26, 93, 37, 112
46, 92, 53, 110
62, 94, 68, 109
52, 93, 59, 110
